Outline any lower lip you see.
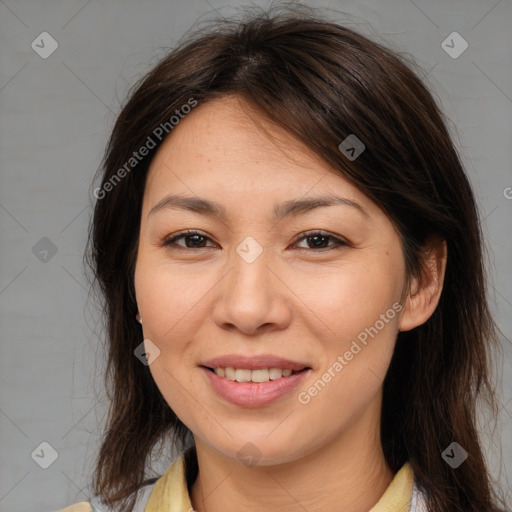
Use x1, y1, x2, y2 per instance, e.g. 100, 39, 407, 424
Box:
200, 367, 312, 407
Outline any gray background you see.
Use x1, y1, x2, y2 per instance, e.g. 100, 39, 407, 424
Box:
0, 0, 511, 510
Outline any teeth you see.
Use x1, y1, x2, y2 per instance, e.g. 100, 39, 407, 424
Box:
235, 369, 252, 382
269, 368, 284, 379
214, 367, 295, 382
252, 368, 270, 382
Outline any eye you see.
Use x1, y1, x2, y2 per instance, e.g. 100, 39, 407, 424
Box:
293, 230, 348, 252
162, 229, 347, 252
162, 230, 217, 249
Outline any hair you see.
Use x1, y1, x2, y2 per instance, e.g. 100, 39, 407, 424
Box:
85, 4, 509, 511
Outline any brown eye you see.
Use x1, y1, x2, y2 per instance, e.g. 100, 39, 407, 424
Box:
294, 231, 347, 251
162, 230, 347, 252
163, 230, 216, 249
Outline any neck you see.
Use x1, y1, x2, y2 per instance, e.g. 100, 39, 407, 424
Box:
190, 393, 394, 512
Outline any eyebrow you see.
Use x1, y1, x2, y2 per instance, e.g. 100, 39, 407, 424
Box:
148, 193, 369, 220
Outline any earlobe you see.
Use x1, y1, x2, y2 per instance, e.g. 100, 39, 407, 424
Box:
399, 239, 447, 332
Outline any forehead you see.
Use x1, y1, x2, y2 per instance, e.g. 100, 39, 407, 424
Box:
148, 96, 330, 179
142, 95, 376, 221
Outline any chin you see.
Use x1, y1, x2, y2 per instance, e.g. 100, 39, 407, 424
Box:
209, 436, 305, 467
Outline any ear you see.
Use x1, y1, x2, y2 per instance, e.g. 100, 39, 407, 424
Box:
399, 238, 447, 332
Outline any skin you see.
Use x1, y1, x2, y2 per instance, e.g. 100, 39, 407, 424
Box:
134, 95, 447, 512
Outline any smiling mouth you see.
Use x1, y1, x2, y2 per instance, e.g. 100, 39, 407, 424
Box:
202, 366, 311, 383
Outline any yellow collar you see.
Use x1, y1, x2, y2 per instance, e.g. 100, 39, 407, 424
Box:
370, 461, 414, 511
145, 450, 414, 512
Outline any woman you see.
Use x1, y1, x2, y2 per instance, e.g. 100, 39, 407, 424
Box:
60, 5, 509, 512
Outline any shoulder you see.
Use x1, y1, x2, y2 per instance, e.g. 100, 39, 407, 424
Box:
56, 482, 156, 512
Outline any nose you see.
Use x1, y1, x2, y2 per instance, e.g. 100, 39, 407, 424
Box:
211, 245, 292, 336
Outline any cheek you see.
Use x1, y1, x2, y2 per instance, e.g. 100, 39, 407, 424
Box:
134, 251, 212, 348
292, 252, 404, 343
134, 253, 206, 424
291, 252, 403, 402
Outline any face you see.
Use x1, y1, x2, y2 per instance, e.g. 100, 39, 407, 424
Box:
134, 95, 409, 466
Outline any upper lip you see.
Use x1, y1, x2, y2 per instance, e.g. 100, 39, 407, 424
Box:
200, 354, 311, 371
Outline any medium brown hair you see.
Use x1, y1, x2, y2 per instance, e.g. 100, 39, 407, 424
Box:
85, 4, 509, 511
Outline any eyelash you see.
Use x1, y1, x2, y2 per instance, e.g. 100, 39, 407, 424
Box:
161, 229, 348, 253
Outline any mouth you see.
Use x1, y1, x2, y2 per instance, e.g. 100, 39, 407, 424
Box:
199, 363, 313, 407
201, 365, 311, 383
